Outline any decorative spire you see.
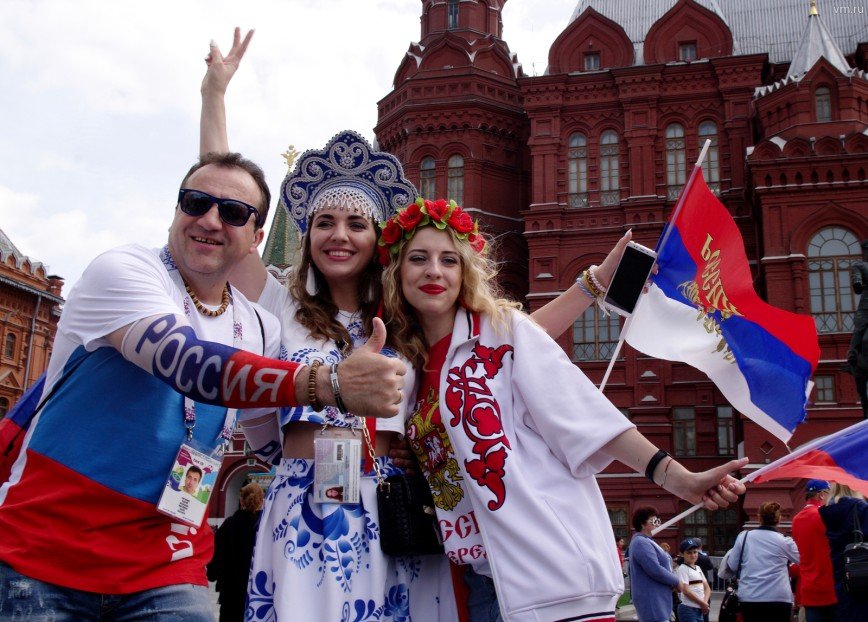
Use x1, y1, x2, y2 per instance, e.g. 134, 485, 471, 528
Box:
263, 143, 304, 282
282, 145, 299, 173
785, 0, 851, 80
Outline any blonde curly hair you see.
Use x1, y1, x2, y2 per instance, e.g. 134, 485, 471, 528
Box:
381, 224, 522, 369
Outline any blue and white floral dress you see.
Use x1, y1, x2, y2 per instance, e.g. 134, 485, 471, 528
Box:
246, 276, 455, 622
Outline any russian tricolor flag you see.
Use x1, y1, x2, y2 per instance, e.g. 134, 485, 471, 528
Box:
749, 419, 868, 496
626, 168, 819, 443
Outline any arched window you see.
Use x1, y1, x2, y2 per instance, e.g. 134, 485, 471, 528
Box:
808, 227, 860, 333
420, 157, 436, 198
3, 333, 16, 359
698, 121, 720, 194
567, 133, 588, 207
666, 123, 686, 200
815, 87, 832, 123
447, 0, 459, 29
572, 305, 620, 361
600, 130, 620, 206
0, 398, 8, 419
447, 155, 464, 205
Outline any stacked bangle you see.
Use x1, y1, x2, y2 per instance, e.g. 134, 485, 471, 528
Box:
330, 363, 349, 415
576, 273, 596, 300
587, 265, 608, 295
582, 269, 604, 299
307, 360, 324, 411
645, 449, 670, 484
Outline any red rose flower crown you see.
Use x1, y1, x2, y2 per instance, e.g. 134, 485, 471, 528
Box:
377, 198, 486, 265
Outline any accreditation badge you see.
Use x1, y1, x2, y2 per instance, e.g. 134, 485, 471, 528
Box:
312, 429, 361, 504
157, 442, 222, 527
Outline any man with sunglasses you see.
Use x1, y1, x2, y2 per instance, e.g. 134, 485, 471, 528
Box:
628, 506, 682, 622
0, 152, 405, 620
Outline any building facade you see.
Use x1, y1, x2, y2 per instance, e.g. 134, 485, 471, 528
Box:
0, 229, 63, 419
375, 0, 868, 553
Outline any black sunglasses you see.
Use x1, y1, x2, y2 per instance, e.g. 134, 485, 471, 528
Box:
177, 189, 262, 227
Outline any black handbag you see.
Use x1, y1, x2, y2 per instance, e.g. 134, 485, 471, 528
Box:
844, 505, 868, 598
360, 396, 444, 557
376, 473, 444, 556
719, 585, 740, 622
719, 531, 748, 621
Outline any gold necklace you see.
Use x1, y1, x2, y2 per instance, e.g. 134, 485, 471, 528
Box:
183, 279, 231, 317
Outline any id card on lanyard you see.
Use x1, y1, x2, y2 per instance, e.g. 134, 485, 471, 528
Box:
312, 427, 361, 504
156, 255, 240, 527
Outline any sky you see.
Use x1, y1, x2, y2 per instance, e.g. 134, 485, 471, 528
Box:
0, 0, 581, 291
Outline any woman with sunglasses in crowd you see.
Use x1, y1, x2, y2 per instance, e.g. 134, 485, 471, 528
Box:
377, 198, 747, 621
198, 30, 644, 621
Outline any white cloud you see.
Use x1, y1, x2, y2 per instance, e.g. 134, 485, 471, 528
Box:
0, 0, 578, 291
0, 182, 168, 283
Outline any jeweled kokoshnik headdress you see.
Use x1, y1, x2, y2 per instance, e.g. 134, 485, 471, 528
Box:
281, 130, 417, 235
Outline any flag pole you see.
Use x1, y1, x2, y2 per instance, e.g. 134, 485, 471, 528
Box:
598, 140, 711, 392
654, 139, 711, 256
739, 418, 868, 485
652, 418, 868, 535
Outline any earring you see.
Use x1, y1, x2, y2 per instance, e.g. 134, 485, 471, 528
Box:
305, 265, 319, 296
365, 280, 377, 304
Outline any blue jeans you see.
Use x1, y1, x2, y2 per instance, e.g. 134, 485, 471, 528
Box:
677, 604, 705, 622
463, 567, 503, 622
0, 562, 214, 621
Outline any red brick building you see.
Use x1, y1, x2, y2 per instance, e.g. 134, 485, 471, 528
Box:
0, 228, 64, 418
375, 0, 868, 553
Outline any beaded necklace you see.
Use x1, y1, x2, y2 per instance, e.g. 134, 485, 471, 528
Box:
182, 278, 231, 317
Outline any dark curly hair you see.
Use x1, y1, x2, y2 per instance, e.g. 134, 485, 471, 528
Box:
632, 506, 659, 532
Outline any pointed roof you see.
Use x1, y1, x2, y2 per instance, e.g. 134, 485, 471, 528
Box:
0, 227, 24, 259
262, 147, 304, 276
0, 226, 64, 303
0, 226, 50, 277
261, 205, 301, 273
568, 0, 862, 66
785, 0, 851, 79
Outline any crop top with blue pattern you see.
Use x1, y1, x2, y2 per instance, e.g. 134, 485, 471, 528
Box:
257, 274, 406, 435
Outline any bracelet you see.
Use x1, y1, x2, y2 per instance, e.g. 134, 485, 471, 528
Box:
330, 363, 349, 415
659, 456, 674, 488
582, 269, 604, 298
588, 265, 608, 295
576, 274, 596, 300
645, 449, 670, 483
307, 360, 323, 411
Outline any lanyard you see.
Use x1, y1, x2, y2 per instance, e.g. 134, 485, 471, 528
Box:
160, 246, 239, 455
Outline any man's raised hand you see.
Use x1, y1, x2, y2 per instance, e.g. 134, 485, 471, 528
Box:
201, 27, 254, 97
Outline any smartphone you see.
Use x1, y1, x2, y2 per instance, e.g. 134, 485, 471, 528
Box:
602, 241, 657, 317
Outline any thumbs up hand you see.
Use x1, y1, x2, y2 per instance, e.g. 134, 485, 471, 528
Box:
331, 318, 406, 418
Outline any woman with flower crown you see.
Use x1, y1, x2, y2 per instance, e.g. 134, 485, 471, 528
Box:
378, 198, 748, 622
199, 29, 685, 622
